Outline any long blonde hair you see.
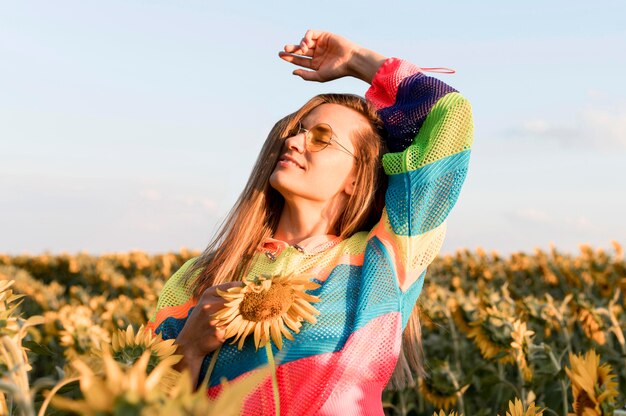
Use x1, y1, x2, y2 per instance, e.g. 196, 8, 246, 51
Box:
183, 93, 424, 389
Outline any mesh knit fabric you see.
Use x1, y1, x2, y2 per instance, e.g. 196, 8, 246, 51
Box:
147, 57, 474, 415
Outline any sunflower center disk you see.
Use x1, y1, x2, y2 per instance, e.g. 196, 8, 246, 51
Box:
239, 283, 295, 322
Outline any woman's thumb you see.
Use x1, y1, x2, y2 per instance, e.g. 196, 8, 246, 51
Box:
293, 69, 321, 82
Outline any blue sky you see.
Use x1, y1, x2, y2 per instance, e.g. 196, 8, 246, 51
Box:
1, 1, 625, 256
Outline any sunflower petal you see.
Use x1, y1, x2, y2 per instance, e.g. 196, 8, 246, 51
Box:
270, 320, 283, 350
224, 298, 243, 308
291, 303, 317, 324
295, 298, 321, 315
261, 320, 271, 348
237, 321, 255, 350
125, 325, 134, 346
223, 315, 244, 339
279, 319, 295, 341
297, 292, 321, 303
254, 322, 262, 350
212, 305, 240, 321
235, 317, 253, 339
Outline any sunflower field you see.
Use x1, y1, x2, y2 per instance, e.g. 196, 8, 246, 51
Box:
0, 242, 624, 415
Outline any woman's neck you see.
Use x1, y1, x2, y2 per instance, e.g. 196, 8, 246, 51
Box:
273, 197, 345, 245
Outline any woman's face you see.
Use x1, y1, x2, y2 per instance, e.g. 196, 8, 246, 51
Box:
269, 103, 367, 205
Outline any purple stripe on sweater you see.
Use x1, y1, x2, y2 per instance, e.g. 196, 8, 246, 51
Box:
378, 73, 457, 152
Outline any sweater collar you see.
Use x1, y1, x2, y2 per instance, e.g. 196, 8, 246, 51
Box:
259, 234, 342, 255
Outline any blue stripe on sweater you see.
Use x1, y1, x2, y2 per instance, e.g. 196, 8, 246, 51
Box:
385, 150, 471, 236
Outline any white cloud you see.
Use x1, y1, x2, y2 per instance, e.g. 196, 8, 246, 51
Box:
515, 208, 552, 223
139, 189, 162, 201
139, 188, 217, 211
181, 196, 217, 210
581, 106, 626, 149
512, 208, 596, 232
507, 101, 626, 151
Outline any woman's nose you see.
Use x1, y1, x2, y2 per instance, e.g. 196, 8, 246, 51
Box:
285, 131, 306, 153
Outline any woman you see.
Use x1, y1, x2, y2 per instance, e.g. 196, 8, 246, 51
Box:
147, 30, 473, 415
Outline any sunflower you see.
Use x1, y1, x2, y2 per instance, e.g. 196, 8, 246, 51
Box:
213, 273, 321, 350
59, 324, 111, 361
50, 351, 168, 415
447, 293, 479, 335
510, 320, 535, 382
47, 349, 269, 416
419, 378, 458, 411
0, 280, 22, 336
433, 411, 462, 416
56, 304, 111, 360
610, 239, 622, 258
86, 325, 182, 393
577, 307, 606, 345
466, 313, 514, 364
565, 349, 619, 415
541, 293, 574, 337
499, 398, 544, 416
0, 279, 45, 372
107, 324, 181, 370
163, 366, 271, 416
418, 364, 468, 411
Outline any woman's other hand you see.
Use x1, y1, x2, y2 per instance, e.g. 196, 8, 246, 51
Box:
279, 29, 386, 84
173, 280, 242, 386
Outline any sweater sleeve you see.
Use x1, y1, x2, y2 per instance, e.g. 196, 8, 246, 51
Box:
366, 58, 474, 292
146, 257, 200, 338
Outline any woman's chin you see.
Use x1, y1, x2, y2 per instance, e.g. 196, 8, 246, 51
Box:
269, 173, 288, 194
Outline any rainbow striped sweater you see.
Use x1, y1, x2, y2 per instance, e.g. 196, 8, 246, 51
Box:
147, 57, 474, 415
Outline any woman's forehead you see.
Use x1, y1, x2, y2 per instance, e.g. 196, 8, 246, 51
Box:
302, 104, 368, 133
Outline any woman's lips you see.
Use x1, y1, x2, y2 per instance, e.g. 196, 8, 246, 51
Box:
278, 155, 305, 170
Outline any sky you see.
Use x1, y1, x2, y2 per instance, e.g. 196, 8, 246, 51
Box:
1, 0, 625, 257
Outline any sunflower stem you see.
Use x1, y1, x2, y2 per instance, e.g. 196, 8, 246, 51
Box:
445, 308, 467, 416
601, 291, 626, 369
37, 377, 80, 416
442, 365, 465, 416
398, 389, 406, 415
265, 343, 280, 416
199, 346, 221, 392
542, 407, 560, 416
540, 343, 568, 416
516, 361, 526, 410
444, 310, 463, 375
495, 361, 504, 410
561, 326, 573, 357
414, 380, 424, 414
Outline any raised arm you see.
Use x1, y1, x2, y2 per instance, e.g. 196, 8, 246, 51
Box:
280, 31, 474, 292
367, 58, 473, 292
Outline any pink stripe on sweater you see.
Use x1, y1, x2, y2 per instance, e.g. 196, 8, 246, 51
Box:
207, 312, 403, 415
365, 58, 423, 109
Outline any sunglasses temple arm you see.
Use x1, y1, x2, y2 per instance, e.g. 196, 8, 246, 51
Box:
334, 140, 357, 158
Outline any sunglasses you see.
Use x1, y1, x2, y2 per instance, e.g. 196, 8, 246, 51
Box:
291, 122, 357, 159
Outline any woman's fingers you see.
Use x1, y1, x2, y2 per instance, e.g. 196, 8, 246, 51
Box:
301, 29, 320, 48
283, 29, 320, 55
209, 320, 226, 341
296, 30, 318, 54
283, 44, 315, 57
278, 51, 314, 69
200, 281, 242, 308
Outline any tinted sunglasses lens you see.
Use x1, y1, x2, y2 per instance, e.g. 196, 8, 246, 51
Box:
307, 124, 332, 151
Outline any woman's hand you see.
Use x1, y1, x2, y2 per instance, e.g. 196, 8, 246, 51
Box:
173, 281, 242, 385
279, 30, 386, 84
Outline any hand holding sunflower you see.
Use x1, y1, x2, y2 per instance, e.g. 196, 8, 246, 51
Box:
212, 273, 321, 350
173, 281, 243, 383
